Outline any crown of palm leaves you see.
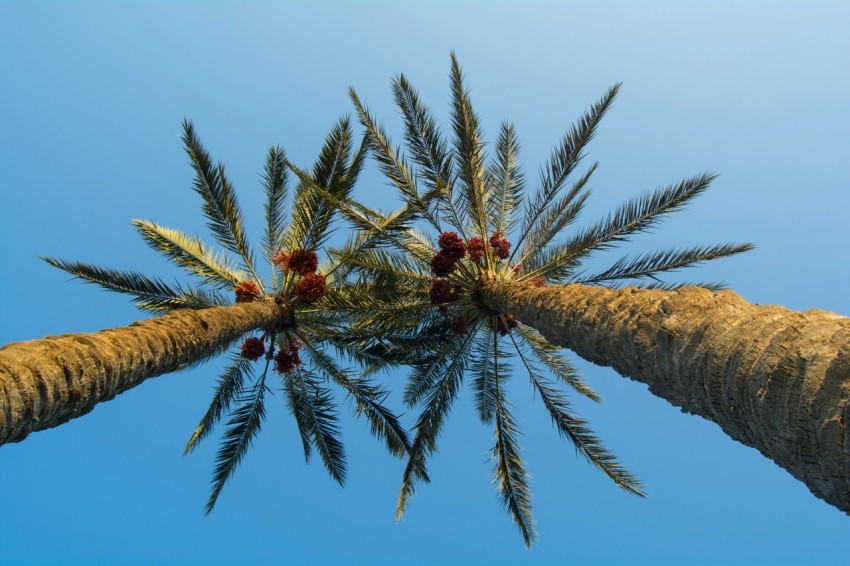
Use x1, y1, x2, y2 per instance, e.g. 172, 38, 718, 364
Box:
43, 117, 411, 513
299, 53, 753, 546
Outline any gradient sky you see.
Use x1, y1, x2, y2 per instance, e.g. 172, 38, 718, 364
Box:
1, 1, 848, 564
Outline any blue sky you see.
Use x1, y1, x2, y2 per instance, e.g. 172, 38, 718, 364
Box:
1, 1, 848, 564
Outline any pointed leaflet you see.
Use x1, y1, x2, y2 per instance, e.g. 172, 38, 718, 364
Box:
181, 120, 263, 289
511, 83, 620, 262
508, 332, 645, 497
488, 122, 525, 235
490, 355, 536, 547
449, 53, 489, 241
42, 257, 228, 314
132, 220, 246, 287
291, 366, 347, 485
301, 338, 411, 457
205, 369, 267, 514
574, 242, 754, 285
396, 331, 476, 520
185, 354, 254, 454
524, 172, 718, 281
262, 146, 289, 264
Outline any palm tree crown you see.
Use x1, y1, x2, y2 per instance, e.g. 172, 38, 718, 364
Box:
44, 118, 411, 513
306, 54, 754, 546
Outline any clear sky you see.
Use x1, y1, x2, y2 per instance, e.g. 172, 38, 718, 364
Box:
1, 1, 848, 564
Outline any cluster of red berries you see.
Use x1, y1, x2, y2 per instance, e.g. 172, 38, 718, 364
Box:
431, 232, 466, 276
429, 278, 462, 305
467, 237, 486, 263
234, 280, 261, 303
274, 248, 327, 302
451, 315, 468, 335
488, 232, 511, 260
488, 314, 518, 336
241, 337, 266, 360
273, 339, 302, 374
240, 335, 303, 375
441, 231, 511, 267
275, 248, 319, 276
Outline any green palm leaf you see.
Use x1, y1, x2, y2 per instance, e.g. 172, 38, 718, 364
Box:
525, 172, 719, 281
301, 338, 411, 457
42, 257, 228, 314
291, 366, 347, 485
491, 360, 536, 547
574, 243, 754, 285
514, 164, 595, 267
392, 73, 454, 195
471, 326, 497, 423
185, 353, 254, 454
262, 145, 289, 265
181, 119, 262, 290
132, 219, 246, 287
488, 121, 525, 235
509, 332, 644, 497
205, 370, 267, 514
511, 83, 620, 262
396, 331, 476, 520
449, 52, 489, 241
515, 326, 600, 402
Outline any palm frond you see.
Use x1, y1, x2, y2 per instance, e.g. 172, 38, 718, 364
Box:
575, 242, 754, 285
630, 279, 729, 291
512, 83, 620, 261
509, 333, 645, 497
396, 330, 475, 520
391, 73, 466, 234
286, 117, 356, 252
283, 371, 313, 463
471, 327, 497, 423
42, 257, 228, 314
132, 219, 246, 287
449, 52, 489, 241
302, 339, 411, 457
515, 164, 595, 266
515, 326, 600, 402
205, 368, 267, 514
491, 365, 536, 547
291, 366, 347, 485
488, 121, 525, 235
403, 331, 475, 408
185, 353, 254, 454
262, 145, 289, 265
526, 172, 718, 281
349, 88, 419, 203
181, 119, 262, 290
350, 86, 447, 234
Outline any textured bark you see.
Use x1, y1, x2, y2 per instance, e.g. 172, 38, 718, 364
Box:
478, 278, 850, 514
0, 298, 290, 445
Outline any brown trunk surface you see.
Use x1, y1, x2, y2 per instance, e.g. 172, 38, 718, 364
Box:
0, 299, 288, 445
478, 278, 850, 514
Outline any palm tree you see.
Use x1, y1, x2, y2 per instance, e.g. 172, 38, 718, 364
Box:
0, 118, 410, 511
301, 54, 848, 545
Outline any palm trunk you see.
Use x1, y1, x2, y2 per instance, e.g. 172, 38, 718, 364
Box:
0, 298, 290, 446
478, 278, 850, 514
